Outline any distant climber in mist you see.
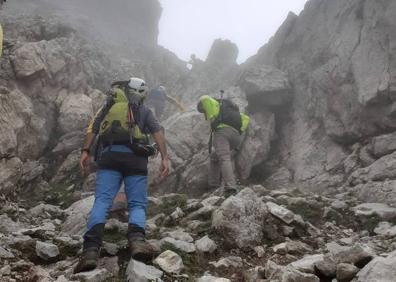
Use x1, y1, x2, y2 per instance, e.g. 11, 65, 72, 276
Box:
145, 85, 185, 121
197, 92, 250, 197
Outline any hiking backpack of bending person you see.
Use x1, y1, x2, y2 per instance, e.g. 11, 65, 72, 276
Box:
212, 98, 243, 134
96, 78, 156, 157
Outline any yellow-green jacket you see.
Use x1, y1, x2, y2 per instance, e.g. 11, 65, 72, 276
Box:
198, 95, 250, 133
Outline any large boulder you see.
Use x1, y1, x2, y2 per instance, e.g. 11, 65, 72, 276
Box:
62, 195, 94, 235
236, 111, 276, 180
0, 87, 51, 160
238, 65, 292, 108
212, 188, 268, 248
356, 251, 396, 282
58, 94, 93, 135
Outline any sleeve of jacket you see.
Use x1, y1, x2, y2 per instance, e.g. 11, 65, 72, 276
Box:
240, 113, 250, 133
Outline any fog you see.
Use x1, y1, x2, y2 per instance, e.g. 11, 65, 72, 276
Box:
2, 0, 308, 63
158, 0, 308, 63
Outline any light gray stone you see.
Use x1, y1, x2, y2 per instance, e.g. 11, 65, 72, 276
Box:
154, 250, 184, 274
336, 263, 359, 281
195, 235, 217, 253
356, 251, 396, 282
126, 259, 163, 282
162, 230, 193, 243
62, 196, 94, 235
289, 254, 324, 274
36, 241, 59, 261
72, 268, 112, 282
374, 222, 396, 237
266, 202, 296, 224
352, 203, 396, 220
212, 188, 268, 248
209, 256, 243, 268
196, 275, 231, 282
160, 237, 196, 253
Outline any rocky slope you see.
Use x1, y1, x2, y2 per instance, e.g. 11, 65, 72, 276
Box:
2, 186, 396, 281
2, 0, 396, 281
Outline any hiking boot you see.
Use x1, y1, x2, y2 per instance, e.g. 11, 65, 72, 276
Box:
73, 247, 100, 274
128, 235, 159, 263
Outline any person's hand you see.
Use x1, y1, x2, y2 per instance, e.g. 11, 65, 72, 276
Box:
80, 151, 90, 177
159, 158, 169, 181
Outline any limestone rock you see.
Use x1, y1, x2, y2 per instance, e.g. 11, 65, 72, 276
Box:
195, 235, 217, 253
370, 132, 396, 158
35, 241, 60, 261
289, 254, 324, 274
62, 195, 95, 235
266, 202, 296, 224
209, 256, 243, 269
162, 230, 193, 243
236, 111, 276, 180
196, 275, 231, 282
356, 251, 396, 282
212, 188, 268, 248
154, 250, 184, 274
58, 94, 93, 135
160, 237, 196, 253
206, 39, 238, 67
72, 268, 112, 282
374, 222, 396, 237
282, 267, 320, 282
352, 203, 396, 221
326, 243, 374, 267
336, 263, 359, 281
126, 259, 163, 282
239, 65, 291, 107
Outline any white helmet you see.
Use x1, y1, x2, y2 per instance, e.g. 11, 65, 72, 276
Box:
127, 77, 148, 104
128, 77, 148, 94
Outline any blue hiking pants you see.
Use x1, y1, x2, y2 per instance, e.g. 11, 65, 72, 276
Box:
86, 169, 148, 230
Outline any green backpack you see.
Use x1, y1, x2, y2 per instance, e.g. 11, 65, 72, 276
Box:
98, 88, 148, 145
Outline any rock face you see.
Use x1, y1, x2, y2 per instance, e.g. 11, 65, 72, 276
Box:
243, 0, 396, 193
0, 0, 186, 199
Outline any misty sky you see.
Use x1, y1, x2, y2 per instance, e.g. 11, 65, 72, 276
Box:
158, 0, 308, 63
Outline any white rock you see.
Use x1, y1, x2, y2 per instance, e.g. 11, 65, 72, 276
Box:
162, 230, 193, 243
266, 202, 296, 224
36, 241, 59, 261
170, 207, 185, 220
289, 254, 324, 274
195, 235, 217, 253
154, 250, 184, 274
126, 259, 163, 282
209, 256, 243, 268
352, 203, 396, 220
374, 222, 396, 237
196, 275, 231, 282
160, 237, 196, 253
72, 268, 112, 282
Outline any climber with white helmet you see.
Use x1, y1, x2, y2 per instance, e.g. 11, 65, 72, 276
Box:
74, 77, 169, 273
